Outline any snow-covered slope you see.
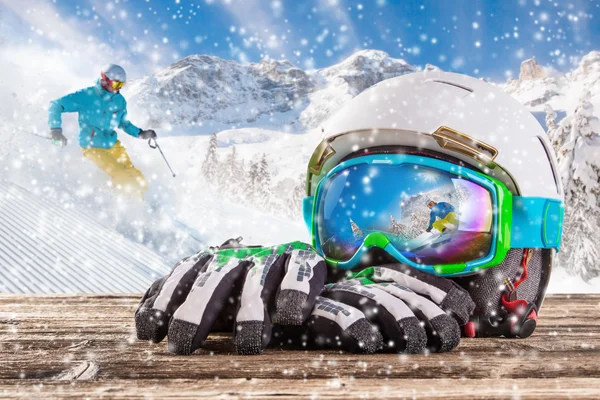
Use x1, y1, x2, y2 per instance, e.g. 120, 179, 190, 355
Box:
125, 50, 415, 134
0, 181, 169, 293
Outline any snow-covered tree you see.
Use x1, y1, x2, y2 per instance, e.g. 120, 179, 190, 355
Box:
201, 132, 219, 183
252, 154, 272, 208
545, 104, 557, 131
220, 146, 244, 195
256, 154, 271, 189
548, 91, 600, 280
245, 160, 260, 202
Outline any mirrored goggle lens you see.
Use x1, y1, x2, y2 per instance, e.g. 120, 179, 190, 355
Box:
316, 162, 494, 266
111, 80, 125, 90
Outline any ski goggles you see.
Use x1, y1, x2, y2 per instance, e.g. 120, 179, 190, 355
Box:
302, 154, 564, 277
101, 72, 125, 90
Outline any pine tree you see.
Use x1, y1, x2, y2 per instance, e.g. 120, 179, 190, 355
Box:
238, 159, 246, 188
221, 146, 243, 195
548, 91, 600, 280
245, 160, 259, 202
252, 154, 272, 208
257, 154, 271, 189
201, 132, 219, 184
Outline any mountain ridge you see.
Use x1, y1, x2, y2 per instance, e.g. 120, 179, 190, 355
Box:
125, 50, 416, 134
126, 49, 600, 136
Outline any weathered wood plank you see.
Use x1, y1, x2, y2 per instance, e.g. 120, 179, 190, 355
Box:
3, 378, 600, 400
1, 294, 600, 399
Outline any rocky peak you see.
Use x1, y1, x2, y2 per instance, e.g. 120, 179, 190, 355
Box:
320, 50, 411, 77
519, 58, 546, 80
317, 49, 414, 95
251, 57, 312, 86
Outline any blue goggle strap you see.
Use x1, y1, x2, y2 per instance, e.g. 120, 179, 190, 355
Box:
303, 196, 314, 235
510, 197, 564, 250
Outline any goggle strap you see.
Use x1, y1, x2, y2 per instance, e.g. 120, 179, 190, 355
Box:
302, 196, 314, 235
510, 197, 564, 250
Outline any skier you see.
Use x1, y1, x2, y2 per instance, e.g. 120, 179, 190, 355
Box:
135, 71, 564, 355
425, 200, 457, 233
48, 64, 157, 200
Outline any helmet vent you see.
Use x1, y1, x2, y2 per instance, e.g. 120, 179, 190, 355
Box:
426, 79, 473, 94
432, 126, 497, 168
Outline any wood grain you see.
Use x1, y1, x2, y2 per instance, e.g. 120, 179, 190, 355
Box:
1, 294, 600, 399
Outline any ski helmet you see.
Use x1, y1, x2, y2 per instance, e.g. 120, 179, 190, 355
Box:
304, 70, 564, 338
100, 64, 127, 91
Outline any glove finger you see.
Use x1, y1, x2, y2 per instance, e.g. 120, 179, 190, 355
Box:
306, 296, 382, 353
322, 282, 426, 354
366, 265, 475, 325
376, 282, 461, 353
135, 253, 212, 343
274, 244, 328, 325
233, 249, 288, 355
168, 255, 250, 355
234, 243, 327, 354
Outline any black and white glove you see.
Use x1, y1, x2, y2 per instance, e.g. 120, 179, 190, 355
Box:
50, 128, 68, 147
139, 129, 157, 140
309, 264, 475, 353
135, 240, 327, 355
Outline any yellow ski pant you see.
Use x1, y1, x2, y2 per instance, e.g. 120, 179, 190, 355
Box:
432, 211, 458, 232
81, 141, 147, 200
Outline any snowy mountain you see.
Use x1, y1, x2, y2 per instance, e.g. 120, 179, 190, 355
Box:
125, 50, 415, 134
126, 50, 600, 137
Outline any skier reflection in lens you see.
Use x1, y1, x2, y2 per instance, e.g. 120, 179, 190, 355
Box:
426, 200, 458, 233
47, 64, 158, 200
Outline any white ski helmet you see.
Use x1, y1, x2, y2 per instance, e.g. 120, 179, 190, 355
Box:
101, 64, 127, 83
305, 71, 564, 338
306, 70, 562, 201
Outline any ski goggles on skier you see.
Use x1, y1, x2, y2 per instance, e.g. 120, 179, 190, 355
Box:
303, 154, 564, 277
101, 72, 125, 90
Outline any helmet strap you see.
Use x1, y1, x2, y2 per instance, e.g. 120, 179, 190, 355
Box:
464, 248, 552, 339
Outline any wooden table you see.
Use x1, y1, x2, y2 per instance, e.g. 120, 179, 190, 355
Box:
1, 294, 600, 399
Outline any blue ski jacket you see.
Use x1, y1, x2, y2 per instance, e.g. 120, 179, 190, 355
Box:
428, 202, 456, 229
48, 80, 141, 149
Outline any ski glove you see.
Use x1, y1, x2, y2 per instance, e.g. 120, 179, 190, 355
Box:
310, 263, 475, 353
135, 240, 327, 355
139, 129, 157, 140
50, 128, 68, 147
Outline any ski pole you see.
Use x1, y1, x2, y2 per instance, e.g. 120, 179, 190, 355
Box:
148, 138, 176, 177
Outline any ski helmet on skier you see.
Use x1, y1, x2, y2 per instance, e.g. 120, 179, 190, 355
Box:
302, 70, 564, 338
100, 64, 127, 91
